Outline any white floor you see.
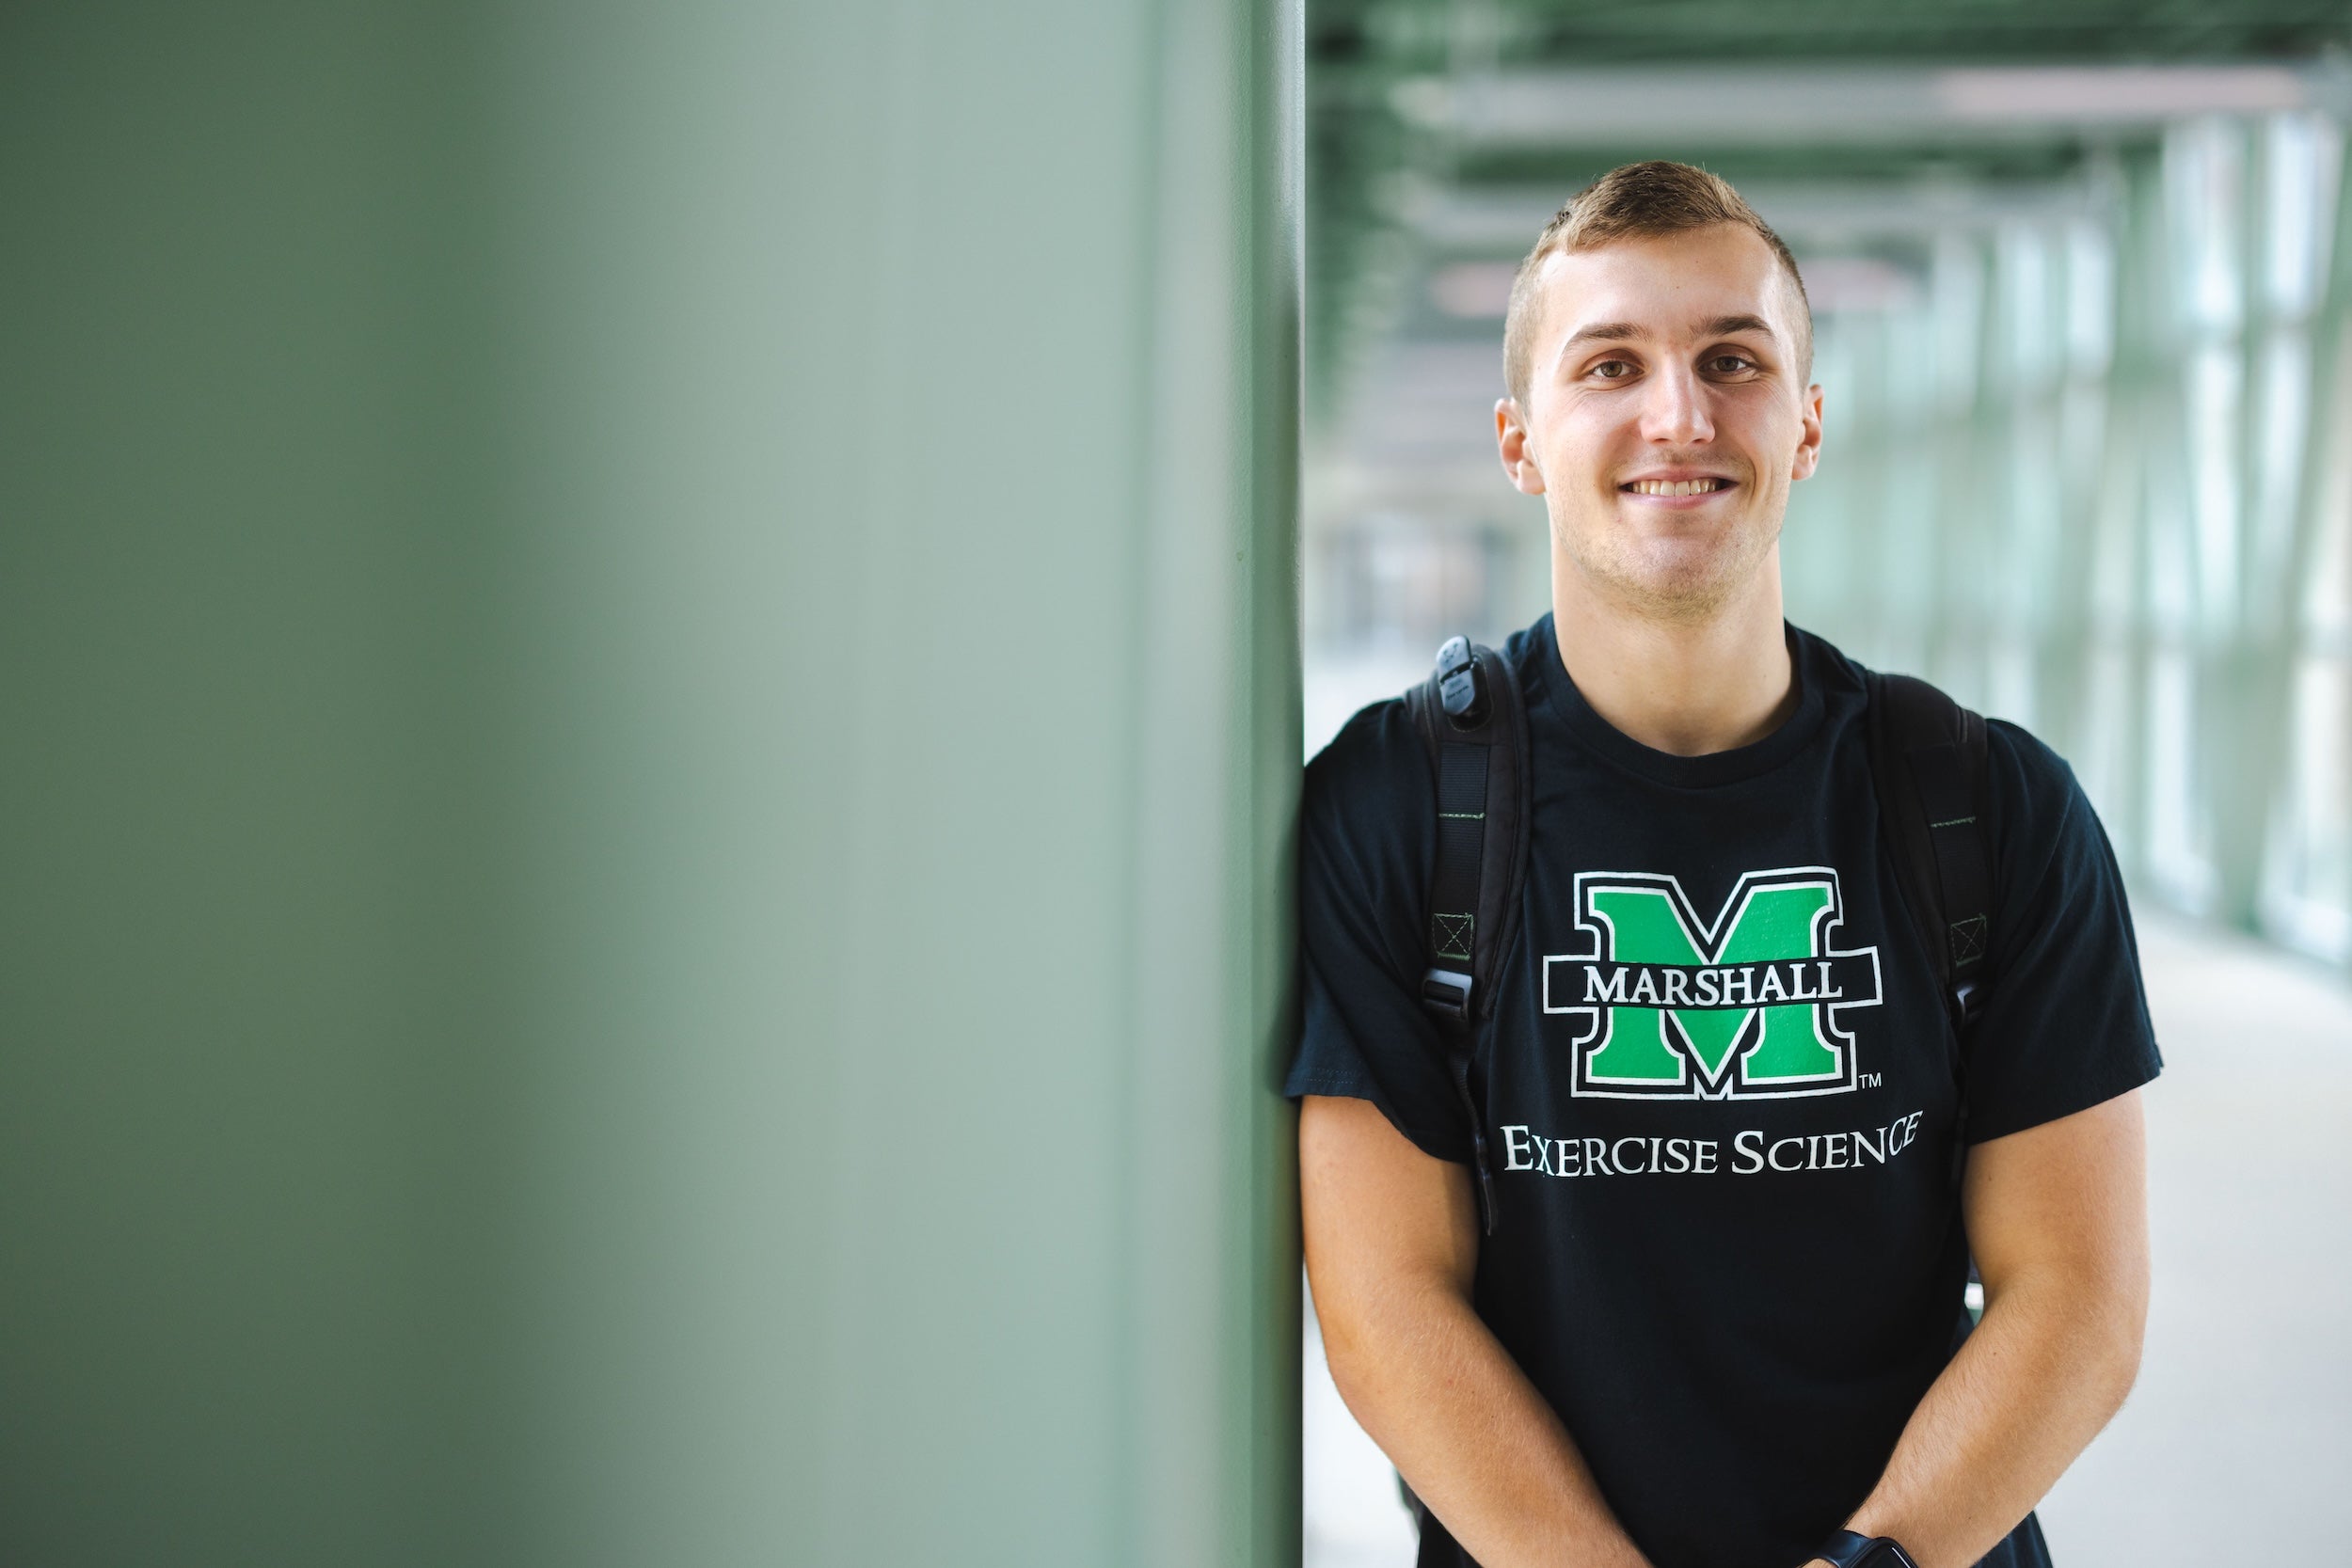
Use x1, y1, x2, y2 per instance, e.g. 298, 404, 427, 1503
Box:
1303, 1284, 1422, 1568
1301, 910, 2352, 1566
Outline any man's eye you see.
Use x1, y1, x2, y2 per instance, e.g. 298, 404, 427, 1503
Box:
1592, 359, 1634, 380
1707, 354, 1756, 374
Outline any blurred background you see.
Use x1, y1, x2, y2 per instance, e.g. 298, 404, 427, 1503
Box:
1297, 4, 2352, 1565
7, 3, 2351, 1565
2, 5, 1300, 1566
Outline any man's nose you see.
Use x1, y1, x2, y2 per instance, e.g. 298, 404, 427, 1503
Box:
1641, 364, 1714, 445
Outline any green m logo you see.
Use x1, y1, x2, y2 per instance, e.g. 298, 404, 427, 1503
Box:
1542, 868, 1882, 1100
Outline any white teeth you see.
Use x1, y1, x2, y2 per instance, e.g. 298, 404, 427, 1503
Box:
1629, 478, 1724, 496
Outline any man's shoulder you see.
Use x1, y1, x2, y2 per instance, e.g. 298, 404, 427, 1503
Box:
1305, 616, 1551, 819
1982, 714, 2075, 788
1980, 716, 2098, 877
1821, 643, 2092, 874
1306, 691, 1426, 835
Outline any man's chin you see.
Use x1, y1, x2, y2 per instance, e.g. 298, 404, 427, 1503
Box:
1567, 534, 1776, 623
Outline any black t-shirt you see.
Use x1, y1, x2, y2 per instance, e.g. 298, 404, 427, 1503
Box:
1288, 616, 2160, 1568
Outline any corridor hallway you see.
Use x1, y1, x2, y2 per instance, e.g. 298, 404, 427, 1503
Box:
1300, 21, 2352, 1558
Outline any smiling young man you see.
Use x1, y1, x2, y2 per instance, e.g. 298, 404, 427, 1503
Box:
1289, 163, 2159, 1568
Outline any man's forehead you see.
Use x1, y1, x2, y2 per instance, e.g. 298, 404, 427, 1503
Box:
1534, 227, 1797, 343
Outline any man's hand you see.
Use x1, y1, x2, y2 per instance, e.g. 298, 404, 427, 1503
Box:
1833, 1089, 2151, 1567
1300, 1094, 1652, 1568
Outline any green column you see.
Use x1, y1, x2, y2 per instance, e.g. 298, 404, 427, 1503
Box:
0, 3, 1301, 1564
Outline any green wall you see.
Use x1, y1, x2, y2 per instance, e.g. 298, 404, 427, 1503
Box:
0, 4, 1301, 1563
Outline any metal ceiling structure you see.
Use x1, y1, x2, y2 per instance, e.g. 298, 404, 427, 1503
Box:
1311, 2, 2352, 412
1304, 2, 2352, 958
1317, 0, 2352, 65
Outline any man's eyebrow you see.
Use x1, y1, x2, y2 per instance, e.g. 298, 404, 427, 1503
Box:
1700, 313, 1778, 341
1558, 320, 1642, 352
1555, 313, 1782, 365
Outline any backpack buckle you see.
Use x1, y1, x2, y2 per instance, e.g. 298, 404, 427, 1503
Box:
1434, 637, 1487, 727
1420, 967, 1473, 1024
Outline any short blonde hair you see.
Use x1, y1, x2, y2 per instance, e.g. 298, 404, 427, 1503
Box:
1502, 160, 1812, 406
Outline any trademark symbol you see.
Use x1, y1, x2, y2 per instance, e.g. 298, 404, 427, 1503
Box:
1860, 1072, 1883, 1088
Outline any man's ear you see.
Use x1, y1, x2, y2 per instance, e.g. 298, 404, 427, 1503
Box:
1789, 383, 1824, 483
1496, 399, 1546, 495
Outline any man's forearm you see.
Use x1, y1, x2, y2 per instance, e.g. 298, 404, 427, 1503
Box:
1827, 1097, 2151, 1568
1321, 1276, 1649, 1568
1828, 1275, 2141, 1566
1304, 1095, 1649, 1568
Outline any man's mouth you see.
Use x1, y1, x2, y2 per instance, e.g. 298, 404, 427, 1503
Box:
1620, 477, 1734, 498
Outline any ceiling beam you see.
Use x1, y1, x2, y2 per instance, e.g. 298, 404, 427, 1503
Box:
1394, 63, 2352, 147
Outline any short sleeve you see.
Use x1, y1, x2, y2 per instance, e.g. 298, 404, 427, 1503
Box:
1283, 700, 1474, 1164
1962, 721, 2163, 1143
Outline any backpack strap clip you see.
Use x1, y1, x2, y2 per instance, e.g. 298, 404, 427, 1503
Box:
1408, 636, 1533, 1237
1419, 967, 1472, 1026
1435, 635, 1487, 724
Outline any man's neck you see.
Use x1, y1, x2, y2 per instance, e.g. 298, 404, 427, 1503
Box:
1551, 555, 1796, 757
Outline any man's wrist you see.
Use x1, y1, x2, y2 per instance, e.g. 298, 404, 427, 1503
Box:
1809, 1529, 1920, 1568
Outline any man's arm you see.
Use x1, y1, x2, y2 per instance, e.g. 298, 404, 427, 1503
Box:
1300, 1094, 1650, 1568
1820, 1089, 2150, 1567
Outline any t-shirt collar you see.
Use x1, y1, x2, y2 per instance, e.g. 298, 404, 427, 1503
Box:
1527, 612, 1830, 787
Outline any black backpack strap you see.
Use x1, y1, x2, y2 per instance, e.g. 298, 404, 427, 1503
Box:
1406, 636, 1532, 1235
1864, 671, 1994, 1178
